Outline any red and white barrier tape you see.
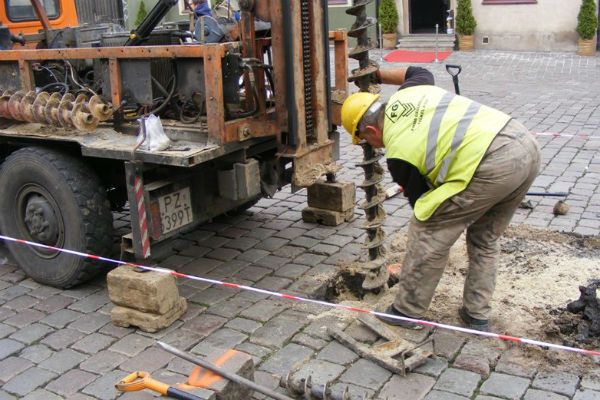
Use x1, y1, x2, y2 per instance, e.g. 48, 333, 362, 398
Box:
1, 233, 599, 358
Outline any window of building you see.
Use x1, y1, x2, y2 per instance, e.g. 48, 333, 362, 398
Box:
6, 0, 60, 21
482, 0, 537, 4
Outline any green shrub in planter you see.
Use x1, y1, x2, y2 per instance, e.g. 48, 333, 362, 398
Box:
577, 0, 598, 40
379, 0, 399, 34
456, 0, 477, 36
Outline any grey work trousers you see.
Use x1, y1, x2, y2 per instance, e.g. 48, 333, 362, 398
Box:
393, 119, 541, 320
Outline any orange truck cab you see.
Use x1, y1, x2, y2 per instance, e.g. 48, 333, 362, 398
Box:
1, 0, 78, 36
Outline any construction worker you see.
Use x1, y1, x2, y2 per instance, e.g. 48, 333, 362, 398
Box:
191, 0, 212, 17
341, 67, 540, 332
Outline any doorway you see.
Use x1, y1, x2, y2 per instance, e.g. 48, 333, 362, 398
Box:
409, 0, 450, 34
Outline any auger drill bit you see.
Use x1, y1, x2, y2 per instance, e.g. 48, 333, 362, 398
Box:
347, 0, 389, 291
0, 90, 113, 131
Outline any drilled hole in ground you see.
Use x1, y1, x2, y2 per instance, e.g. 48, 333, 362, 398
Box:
324, 268, 397, 303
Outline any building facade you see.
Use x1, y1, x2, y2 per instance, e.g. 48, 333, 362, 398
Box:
329, 0, 599, 52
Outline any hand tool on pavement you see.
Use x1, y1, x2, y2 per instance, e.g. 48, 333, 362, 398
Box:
446, 64, 462, 95
157, 341, 294, 400
115, 371, 205, 400
284, 371, 367, 400
329, 314, 433, 376
526, 192, 568, 197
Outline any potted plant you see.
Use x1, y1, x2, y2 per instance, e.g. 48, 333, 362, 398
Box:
576, 0, 598, 56
455, 0, 477, 51
379, 0, 399, 49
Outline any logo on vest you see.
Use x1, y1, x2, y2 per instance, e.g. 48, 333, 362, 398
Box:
386, 100, 416, 123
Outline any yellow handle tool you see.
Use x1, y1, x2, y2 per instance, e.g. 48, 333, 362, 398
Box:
116, 371, 205, 400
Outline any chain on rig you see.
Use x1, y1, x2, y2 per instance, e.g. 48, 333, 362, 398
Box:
346, 0, 389, 292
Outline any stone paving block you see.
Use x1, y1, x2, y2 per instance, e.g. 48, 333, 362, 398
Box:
259, 343, 314, 375
378, 373, 436, 400
80, 350, 130, 375
240, 300, 288, 322
223, 237, 260, 251
160, 329, 205, 352
0, 310, 16, 325
2, 367, 57, 397
255, 237, 289, 252
474, 396, 504, 400
119, 347, 175, 373
69, 292, 111, 313
38, 348, 86, 374
235, 342, 272, 365
190, 328, 248, 356
532, 371, 580, 397
250, 315, 305, 349
433, 368, 481, 398
338, 358, 392, 391
293, 253, 327, 267
291, 332, 328, 350
178, 245, 213, 258
7, 323, 53, 345
19, 344, 53, 363
0, 324, 17, 339
453, 353, 491, 376
303, 315, 349, 340
414, 356, 449, 378
3, 309, 45, 328
523, 389, 569, 400
109, 334, 155, 357
0, 391, 14, 400
574, 389, 600, 400
68, 312, 112, 334
21, 389, 63, 400
344, 320, 379, 344
0, 339, 24, 359
0, 286, 30, 302
582, 370, 600, 391
255, 276, 293, 292
495, 348, 539, 378
425, 391, 470, 400
459, 339, 505, 366
272, 245, 305, 259
179, 258, 223, 276
82, 370, 124, 400
207, 247, 241, 262
233, 265, 272, 282
39, 309, 83, 329
236, 249, 269, 263
225, 317, 262, 334
207, 298, 253, 319
45, 369, 97, 397
71, 332, 116, 354
329, 383, 375, 400
288, 359, 345, 389
180, 314, 227, 337
317, 341, 359, 365
99, 323, 134, 339
274, 264, 310, 279
479, 372, 531, 400
0, 357, 32, 384
190, 286, 237, 306
3, 295, 39, 311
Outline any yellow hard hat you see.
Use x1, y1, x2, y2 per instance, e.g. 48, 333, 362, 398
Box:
341, 92, 380, 145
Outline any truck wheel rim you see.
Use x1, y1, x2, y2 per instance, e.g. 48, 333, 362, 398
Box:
17, 184, 65, 258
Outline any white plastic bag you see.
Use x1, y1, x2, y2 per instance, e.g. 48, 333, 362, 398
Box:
136, 114, 172, 151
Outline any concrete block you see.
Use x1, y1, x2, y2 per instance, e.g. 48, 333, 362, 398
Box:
307, 180, 356, 212
180, 349, 254, 400
107, 266, 180, 315
235, 159, 261, 200
302, 207, 353, 226
111, 297, 187, 333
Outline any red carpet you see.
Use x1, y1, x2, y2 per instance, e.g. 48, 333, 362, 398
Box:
384, 50, 452, 63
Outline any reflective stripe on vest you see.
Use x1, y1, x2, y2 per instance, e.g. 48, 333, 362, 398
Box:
383, 86, 511, 221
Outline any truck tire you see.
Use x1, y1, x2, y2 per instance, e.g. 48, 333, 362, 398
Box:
0, 147, 113, 288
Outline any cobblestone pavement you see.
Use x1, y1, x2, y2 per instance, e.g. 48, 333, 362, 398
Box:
1, 50, 600, 400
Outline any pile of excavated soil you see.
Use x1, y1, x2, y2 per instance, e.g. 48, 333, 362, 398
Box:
331, 225, 600, 368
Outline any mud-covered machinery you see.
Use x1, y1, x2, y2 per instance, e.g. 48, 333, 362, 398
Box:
0, 0, 349, 288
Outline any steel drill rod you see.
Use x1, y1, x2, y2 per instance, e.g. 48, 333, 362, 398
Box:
156, 342, 294, 400
526, 192, 569, 197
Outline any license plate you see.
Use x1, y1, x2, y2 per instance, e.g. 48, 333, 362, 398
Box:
158, 187, 193, 234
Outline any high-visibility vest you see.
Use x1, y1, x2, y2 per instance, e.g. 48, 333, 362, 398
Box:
384, 86, 511, 221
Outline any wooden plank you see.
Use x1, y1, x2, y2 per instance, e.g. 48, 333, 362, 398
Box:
333, 30, 349, 95
0, 44, 236, 61
18, 60, 35, 91
204, 45, 225, 144
108, 59, 122, 108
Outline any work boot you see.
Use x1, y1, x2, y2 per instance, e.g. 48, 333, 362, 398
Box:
459, 307, 489, 332
375, 305, 423, 330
